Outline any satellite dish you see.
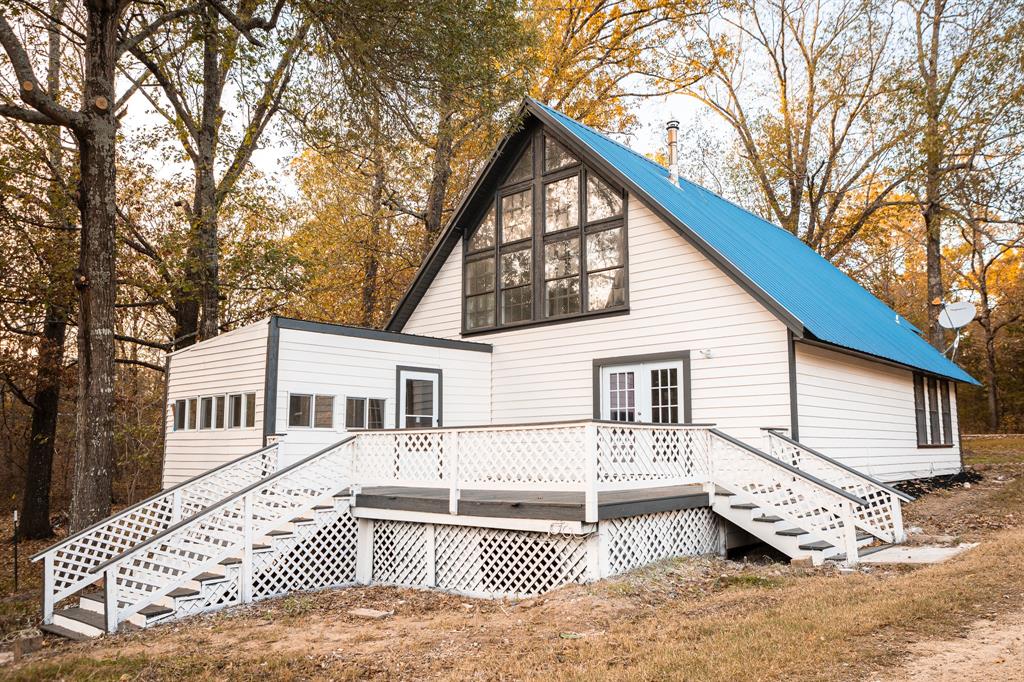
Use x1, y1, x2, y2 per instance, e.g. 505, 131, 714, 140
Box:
939, 301, 975, 330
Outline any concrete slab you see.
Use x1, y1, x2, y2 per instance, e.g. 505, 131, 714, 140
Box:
862, 543, 978, 565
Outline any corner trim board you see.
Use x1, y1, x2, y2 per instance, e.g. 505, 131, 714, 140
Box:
262, 317, 280, 444
788, 329, 800, 441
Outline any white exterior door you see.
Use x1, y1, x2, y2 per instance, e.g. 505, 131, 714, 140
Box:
600, 361, 685, 424
398, 369, 440, 428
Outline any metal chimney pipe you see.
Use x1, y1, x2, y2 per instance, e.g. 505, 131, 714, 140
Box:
666, 120, 679, 185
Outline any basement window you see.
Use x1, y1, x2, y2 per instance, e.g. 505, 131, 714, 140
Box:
913, 373, 953, 447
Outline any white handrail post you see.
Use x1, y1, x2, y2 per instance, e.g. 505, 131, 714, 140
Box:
240, 493, 253, 603
104, 565, 118, 633
584, 423, 598, 523
42, 554, 54, 624
448, 431, 460, 515
843, 500, 859, 567
170, 489, 182, 524
890, 492, 905, 543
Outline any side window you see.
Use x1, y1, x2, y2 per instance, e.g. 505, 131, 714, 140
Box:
314, 395, 334, 429
173, 399, 187, 431
228, 394, 243, 428
346, 397, 387, 430
289, 394, 312, 428
245, 392, 256, 428
914, 373, 953, 446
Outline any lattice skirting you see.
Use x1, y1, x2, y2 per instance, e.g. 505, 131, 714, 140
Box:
602, 507, 721, 576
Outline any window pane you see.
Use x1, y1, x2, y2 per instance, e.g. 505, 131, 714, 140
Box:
927, 377, 940, 444
651, 368, 680, 424
506, 144, 532, 185
545, 239, 580, 279
586, 228, 623, 271
501, 189, 532, 242
501, 248, 531, 288
587, 175, 622, 222
405, 379, 434, 420
940, 380, 953, 444
608, 371, 636, 422
345, 397, 365, 429
245, 393, 256, 428
215, 396, 226, 429
469, 205, 495, 251
545, 277, 580, 317
200, 397, 213, 430
229, 394, 242, 428
188, 398, 197, 430
913, 374, 927, 444
466, 293, 495, 329
289, 394, 311, 427
588, 268, 626, 311
466, 257, 495, 295
544, 176, 579, 233
502, 286, 532, 323
545, 136, 578, 173
174, 399, 186, 431
368, 399, 385, 429
315, 395, 334, 428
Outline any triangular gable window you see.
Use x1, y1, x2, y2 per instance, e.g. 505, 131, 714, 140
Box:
545, 136, 578, 173
504, 144, 533, 186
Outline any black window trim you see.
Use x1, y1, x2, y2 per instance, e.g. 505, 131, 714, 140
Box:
460, 123, 630, 336
914, 371, 955, 448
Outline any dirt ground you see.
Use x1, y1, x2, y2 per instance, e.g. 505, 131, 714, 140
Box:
3, 437, 1024, 681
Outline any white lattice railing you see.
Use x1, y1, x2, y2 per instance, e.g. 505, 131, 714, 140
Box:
91, 437, 355, 633
710, 429, 867, 563
764, 429, 912, 543
34, 443, 279, 622
352, 421, 712, 522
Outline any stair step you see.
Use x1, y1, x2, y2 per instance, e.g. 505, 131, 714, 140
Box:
168, 587, 201, 599
714, 487, 735, 496
194, 571, 228, 584
40, 621, 95, 642
776, 527, 809, 537
139, 604, 174, 620
799, 540, 834, 551
730, 503, 758, 510
266, 530, 293, 537
291, 517, 314, 524
54, 606, 106, 632
753, 515, 783, 523
312, 504, 335, 511
333, 488, 351, 499
220, 557, 241, 566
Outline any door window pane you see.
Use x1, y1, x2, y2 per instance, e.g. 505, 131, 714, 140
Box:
405, 379, 435, 428
650, 368, 680, 424
505, 145, 532, 185
544, 176, 578, 233
289, 394, 311, 427
586, 228, 623, 270
200, 396, 213, 430
215, 396, 226, 429
229, 394, 243, 428
545, 136, 578, 173
368, 399, 385, 429
587, 175, 622, 222
245, 392, 256, 428
501, 189, 532, 242
608, 371, 636, 422
469, 205, 495, 251
314, 395, 334, 428
588, 269, 626, 311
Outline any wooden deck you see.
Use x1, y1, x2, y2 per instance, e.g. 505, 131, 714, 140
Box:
353, 484, 709, 521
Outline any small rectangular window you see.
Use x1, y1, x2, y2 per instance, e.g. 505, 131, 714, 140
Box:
913, 374, 927, 444
200, 397, 213, 430
187, 398, 198, 431
245, 392, 256, 428
346, 397, 366, 429
174, 399, 187, 431
314, 395, 334, 429
215, 396, 225, 429
289, 394, 312, 428
940, 380, 953, 445
368, 399, 385, 429
927, 377, 940, 444
228, 394, 243, 428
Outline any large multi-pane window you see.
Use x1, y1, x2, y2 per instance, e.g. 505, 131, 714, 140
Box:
463, 128, 627, 332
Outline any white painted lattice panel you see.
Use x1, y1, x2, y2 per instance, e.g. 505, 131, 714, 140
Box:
603, 508, 720, 576
372, 521, 429, 586
596, 425, 710, 486
174, 565, 242, 619
456, 426, 587, 488
434, 525, 589, 599
251, 506, 359, 601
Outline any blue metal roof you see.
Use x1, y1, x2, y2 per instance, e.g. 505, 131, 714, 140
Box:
532, 100, 977, 384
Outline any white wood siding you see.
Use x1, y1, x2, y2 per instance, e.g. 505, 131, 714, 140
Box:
274, 328, 491, 467
162, 320, 268, 487
794, 343, 961, 482
402, 195, 792, 443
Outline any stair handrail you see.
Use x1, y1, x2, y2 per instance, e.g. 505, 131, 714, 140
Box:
35, 442, 279, 619
763, 429, 912, 543
90, 436, 356, 633
709, 429, 866, 563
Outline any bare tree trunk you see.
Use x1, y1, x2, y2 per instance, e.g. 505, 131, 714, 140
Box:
921, 0, 946, 350
19, 305, 67, 539
423, 95, 455, 251
361, 150, 384, 327
69, 2, 120, 531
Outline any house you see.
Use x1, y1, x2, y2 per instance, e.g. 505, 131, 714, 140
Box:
35, 99, 976, 640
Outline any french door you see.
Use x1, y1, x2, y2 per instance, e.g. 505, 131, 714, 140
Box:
398, 369, 440, 428
600, 361, 685, 424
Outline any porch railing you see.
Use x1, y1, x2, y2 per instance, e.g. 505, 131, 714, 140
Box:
33, 443, 279, 623
763, 429, 912, 543
351, 420, 714, 522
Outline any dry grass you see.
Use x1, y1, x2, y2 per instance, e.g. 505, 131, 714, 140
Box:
4, 439, 1024, 681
